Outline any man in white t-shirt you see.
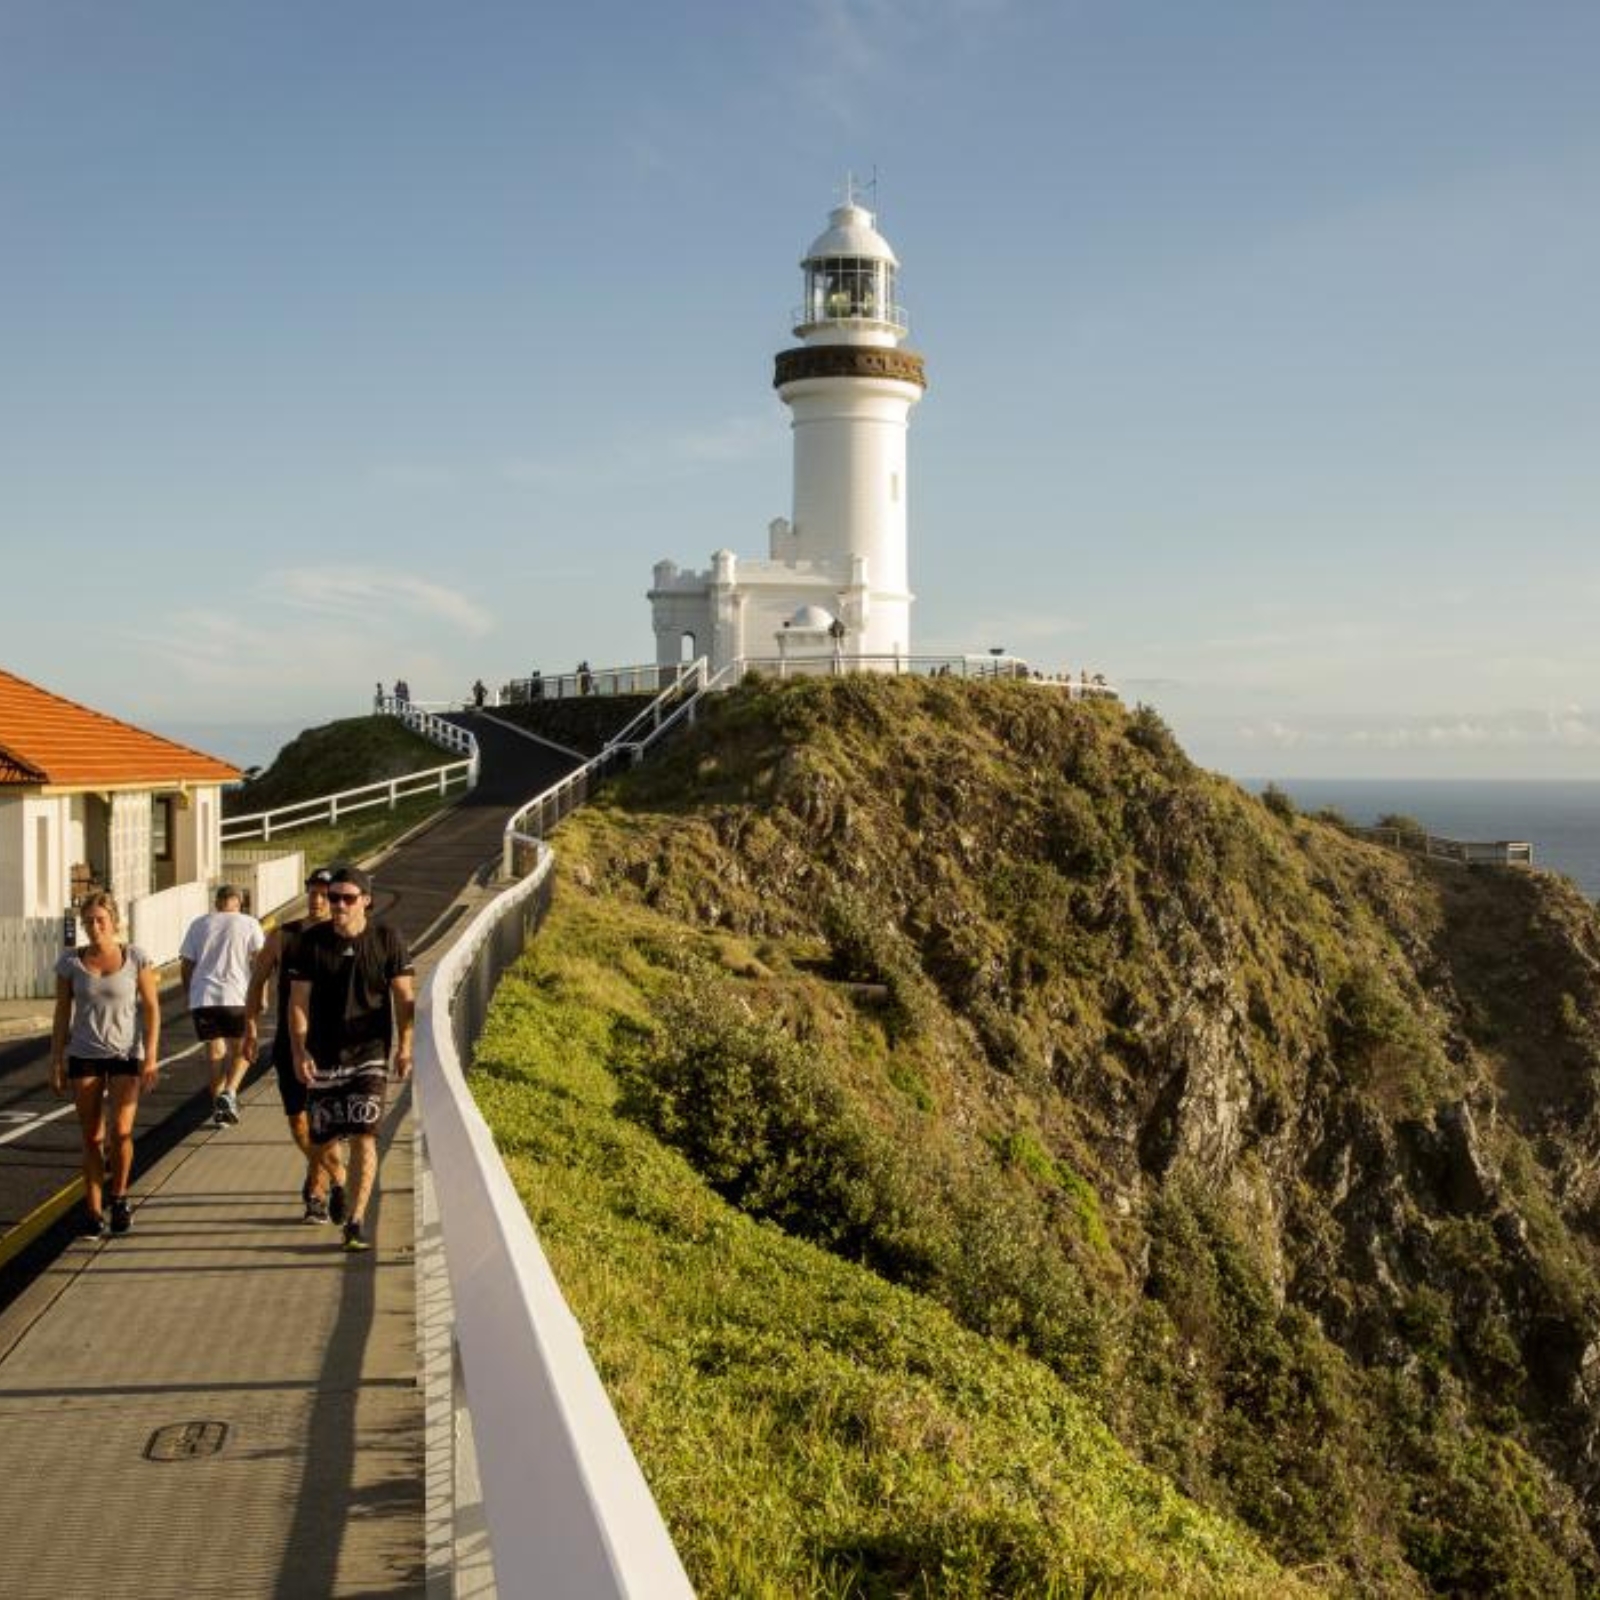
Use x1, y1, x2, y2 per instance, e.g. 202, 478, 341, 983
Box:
180, 885, 266, 1126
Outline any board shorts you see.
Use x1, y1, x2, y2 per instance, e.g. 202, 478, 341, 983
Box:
307, 1067, 388, 1145
68, 1054, 141, 1080
192, 1006, 248, 1042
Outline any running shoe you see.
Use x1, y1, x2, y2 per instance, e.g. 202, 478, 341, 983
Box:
303, 1195, 330, 1224
108, 1197, 132, 1235
341, 1220, 371, 1253
328, 1183, 348, 1227
215, 1091, 240, 1126
79, 1209, 107, 1240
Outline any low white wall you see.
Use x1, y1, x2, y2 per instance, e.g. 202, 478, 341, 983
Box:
220, 849, 305, 920
129, 880, 209, 968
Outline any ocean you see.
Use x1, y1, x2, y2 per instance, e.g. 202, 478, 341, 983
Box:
1241, 779, 1600, 900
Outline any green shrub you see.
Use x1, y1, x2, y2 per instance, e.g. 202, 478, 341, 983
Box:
1260, 783, 1296, 822
619, 969, 1105, 1383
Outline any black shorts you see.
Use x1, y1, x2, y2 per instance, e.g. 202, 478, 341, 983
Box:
68, 1055, 141, 1080
274, 1049, 309, 1118
307, 1069, 388, 1144
192, 1006, 248, 1042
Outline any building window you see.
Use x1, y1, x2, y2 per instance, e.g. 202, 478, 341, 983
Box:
152, 795, 174, 862
35, 817, 50, 911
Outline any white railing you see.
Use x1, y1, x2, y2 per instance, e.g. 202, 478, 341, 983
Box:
376, 701, 482, 777
129, 880, 210, 968
500, 660, 715, 875
1352, 826, 1535, 869
500, 661, 695, 706
740, 652, 1119, 697
223, 704, 481, 845
221, 760, 475, 845
416, 852, 695, 1598
0, 916, 60, 1000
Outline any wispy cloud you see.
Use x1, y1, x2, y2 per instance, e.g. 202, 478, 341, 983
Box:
500, 411, 779, 489
273, 568, 494, 637
1232, 707, 1600, 753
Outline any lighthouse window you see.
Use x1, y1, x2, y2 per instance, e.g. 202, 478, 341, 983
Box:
808, 258, 894, 322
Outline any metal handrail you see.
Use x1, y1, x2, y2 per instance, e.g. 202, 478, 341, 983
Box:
1350, 825, 1535, 868
500, 661, 714, 875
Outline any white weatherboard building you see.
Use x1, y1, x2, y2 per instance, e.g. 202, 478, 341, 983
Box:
649, 187, 928, 673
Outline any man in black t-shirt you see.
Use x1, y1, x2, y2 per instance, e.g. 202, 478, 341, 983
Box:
243, 866, 348, 1223
286, 864, 415, 1253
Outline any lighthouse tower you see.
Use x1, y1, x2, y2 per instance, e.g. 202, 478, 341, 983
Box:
773, 186, 927, 662
648, 184, 927, 673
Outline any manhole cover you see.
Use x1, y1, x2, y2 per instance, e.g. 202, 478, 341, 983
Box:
145, 1420, 229, 1461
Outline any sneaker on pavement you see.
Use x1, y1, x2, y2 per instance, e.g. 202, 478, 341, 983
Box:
109, 1197, 132, 1236
79, 1209, 107, 1240
341, 1220, 370, 1253
216, 1091, 240, 1126
328, 1183, 348, 1227
303, 1195, 330, 1224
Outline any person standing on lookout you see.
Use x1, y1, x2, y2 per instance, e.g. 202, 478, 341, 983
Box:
180, 884, 265, 1127
286, 864, 415, 1253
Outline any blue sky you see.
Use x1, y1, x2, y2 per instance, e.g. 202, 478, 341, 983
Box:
2, 1, 1596, 777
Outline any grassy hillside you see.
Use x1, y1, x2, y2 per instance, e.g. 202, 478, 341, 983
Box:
476, 675, 1600, 1595
223, 714, 450, 814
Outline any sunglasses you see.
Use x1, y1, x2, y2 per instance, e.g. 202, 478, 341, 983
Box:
326, 891, 363, 905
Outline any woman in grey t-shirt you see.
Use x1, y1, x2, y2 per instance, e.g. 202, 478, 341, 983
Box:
49, 891, 161, 1238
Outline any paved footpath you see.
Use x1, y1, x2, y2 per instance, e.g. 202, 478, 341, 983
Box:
0, 713, 580, 1599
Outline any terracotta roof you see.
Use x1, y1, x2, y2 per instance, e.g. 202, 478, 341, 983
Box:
0, 667, 240, 789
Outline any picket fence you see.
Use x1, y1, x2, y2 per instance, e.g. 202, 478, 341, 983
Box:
0, 917, 60, 1001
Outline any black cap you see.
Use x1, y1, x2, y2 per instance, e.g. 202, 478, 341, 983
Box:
328, 864, 372, 894
305, 867, 335, 888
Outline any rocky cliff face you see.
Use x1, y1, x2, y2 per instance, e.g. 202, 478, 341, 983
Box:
563, 674, 1600, 1594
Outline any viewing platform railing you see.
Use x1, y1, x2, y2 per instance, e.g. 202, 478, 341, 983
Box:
735, 652, 1119, 697
500, 661, 694, 705
1351, 825, 1534, 869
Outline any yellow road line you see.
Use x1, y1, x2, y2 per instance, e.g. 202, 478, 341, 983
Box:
0, 1178, 86, 1270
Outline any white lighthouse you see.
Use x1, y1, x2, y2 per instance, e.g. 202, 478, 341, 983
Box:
649, 183, 928, 673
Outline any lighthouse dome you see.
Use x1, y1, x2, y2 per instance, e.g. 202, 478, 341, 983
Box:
802, 203, 899, 268
785, 604, 837, 632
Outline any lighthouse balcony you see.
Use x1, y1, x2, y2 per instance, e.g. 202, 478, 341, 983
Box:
791, 303, 908, 339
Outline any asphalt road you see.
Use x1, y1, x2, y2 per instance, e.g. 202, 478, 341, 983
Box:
0, 711, 582, 1296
